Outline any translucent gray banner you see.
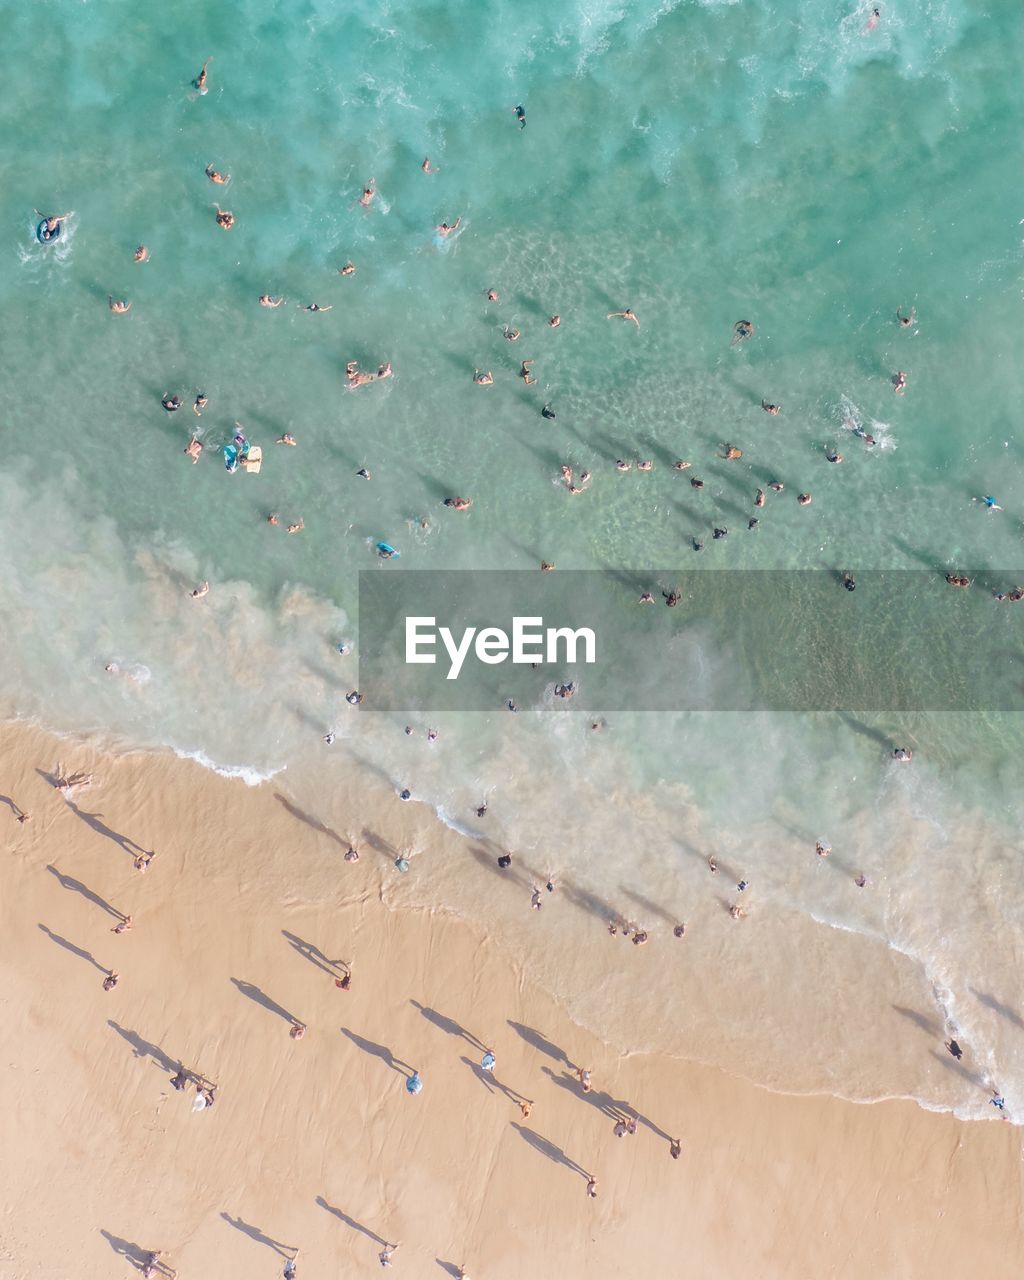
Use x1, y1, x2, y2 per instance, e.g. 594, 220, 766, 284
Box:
357, 570, 1024, 711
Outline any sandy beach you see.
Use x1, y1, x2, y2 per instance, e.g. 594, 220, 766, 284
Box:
0, 718, 1020, 1279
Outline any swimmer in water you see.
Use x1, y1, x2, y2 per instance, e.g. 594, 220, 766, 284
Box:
514, 104, 527, 129
134, 245, 149, 263
473, 370, 494, 385
277, 434, 297, 446
194, 57, 213, 94
485, 289, 499, 302
519, 360, 536, 385
607, 308, 640, 328
184, 437, 203, 463
35, 210, 72, 236
359, 179, 376, 208
755, 488, 765, 507
193, 394, 208, 416
213, 205, 234, 230
896, 305, 915, 327
864, 6, 881, 33
797, 493, 812, 506
299, 302, 332, 312
162, 394, 183, 412
826, 449, 843, 463
731, 319, 754, 345
421, 157, 438, 174
761, 400, 780, 415
189, 581, 209, 599
205, 163, 230, 185
673, 460, 692, 471
437, 218, 462, 236
973, 495, 1003, 511
339, 262, 356, 276
722, 445, 742, 460
259, 295, 285, 307
503, 325, 521, 341
892, 370, 907, 394
549, 314, 561, 328
443, 496, 473, 511
108, 296, 132, 314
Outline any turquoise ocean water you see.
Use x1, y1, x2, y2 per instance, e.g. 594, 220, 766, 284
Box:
2, 0, 1023, 1117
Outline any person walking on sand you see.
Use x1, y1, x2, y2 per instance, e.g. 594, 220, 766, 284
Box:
576, 1066, 592, 1093
670, 1138, 682, 1159
103, 970, 119, 991
945, 1038, 964, 1060
406, 1071, 423, 1095
133, 851, 154, 872
283, 1253, 298, 1280
608, 308, 639, 328
530, 886, 543, 910
290, 1020, 307, 1040
586, 1176, 598, 1198
519, 1099, 533, 1119
111, 914, 133, 934
481, 1049, 496, 1072
379, 1243, 399, 1267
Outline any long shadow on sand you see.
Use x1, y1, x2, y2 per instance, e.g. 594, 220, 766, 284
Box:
38, 923, 107, 972
510, 1123, 590, 1178
340, 1027, 415, 1077
316, 1197, 388, 1246
507, 1020, 572, 1067
107, 1021, 179, 1075
220, 1213, 296, 1258
230, 979, 299, 1026
46, 864, 123, 920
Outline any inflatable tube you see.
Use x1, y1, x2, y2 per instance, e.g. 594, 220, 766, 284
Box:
223, 444, 239, 473
37, 218, 62, 244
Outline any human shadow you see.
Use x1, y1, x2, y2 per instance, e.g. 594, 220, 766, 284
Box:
507, 1020, 572, 1067
220, 1213, 295, 1258
107, 1021, 179, 1075
316, 1197, 388, 1246
892, 1004, 944, 1037
0, 794, 27, 819
38, 923, 106, 972
64, 801, 151, 860
618, 884, 677, 927
411, 1000, 486, 1050
542, 1066, 632, 1122
970, 988, 1024, 1032
340, 1027, 414, 1077
282, 930, 347, 979
230, 979, 298, 1026
510, 1123, 589, 1178
836, 711, 892, 749
99, 1230, 151, 1272
461, 1055, 527, 1105
46, 864, 123, 920
360, 827, 401, 860
436, 1260, 463, 1279
928, 1049, 987, 1090
560, 876, 620, 925
274, 794, 346, 847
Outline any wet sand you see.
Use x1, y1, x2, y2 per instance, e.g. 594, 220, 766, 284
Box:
1, 719, 1021, 1278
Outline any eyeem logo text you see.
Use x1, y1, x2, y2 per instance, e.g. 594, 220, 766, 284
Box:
405, 616, 597, 680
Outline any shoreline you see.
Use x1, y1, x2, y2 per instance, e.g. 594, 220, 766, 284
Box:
2, 717, 1022, 1276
